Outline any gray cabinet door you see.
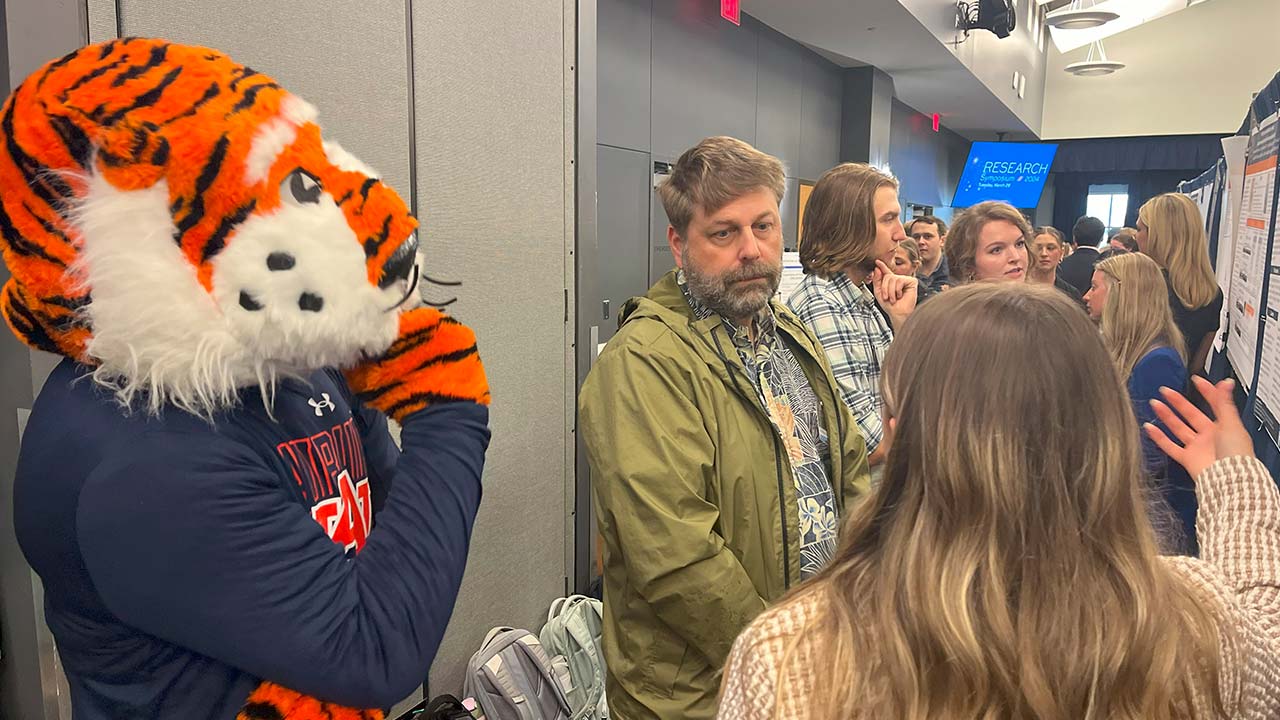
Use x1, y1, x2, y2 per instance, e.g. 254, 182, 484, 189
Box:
596, 146, 653, 348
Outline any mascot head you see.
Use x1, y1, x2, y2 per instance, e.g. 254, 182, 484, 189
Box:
0, 38, 420, 416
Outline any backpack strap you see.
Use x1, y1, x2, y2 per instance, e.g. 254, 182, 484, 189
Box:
547, 594, 590, 623
482, 626, 516, 649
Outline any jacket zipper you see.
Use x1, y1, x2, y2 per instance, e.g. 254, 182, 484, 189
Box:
831, 393, 845, 508
771, 435, 791, 590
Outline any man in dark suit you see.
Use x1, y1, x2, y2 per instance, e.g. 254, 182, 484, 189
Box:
1057, 216, 1106, 296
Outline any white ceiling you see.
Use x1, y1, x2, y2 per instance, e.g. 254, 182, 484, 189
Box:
1048, 0, 1217, 52
745, 0, 1037, 138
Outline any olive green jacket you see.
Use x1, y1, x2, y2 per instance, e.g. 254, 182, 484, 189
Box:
580, 270, 872, 720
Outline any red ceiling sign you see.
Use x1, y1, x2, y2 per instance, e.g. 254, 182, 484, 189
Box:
932, 113, 941, 132
721, 0, 741, 25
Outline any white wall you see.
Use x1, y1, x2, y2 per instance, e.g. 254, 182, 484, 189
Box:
1043, 0, 1280, 139
899, 0, 1049, 136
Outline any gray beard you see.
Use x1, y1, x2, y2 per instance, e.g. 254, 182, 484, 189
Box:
682, 250, 782, 323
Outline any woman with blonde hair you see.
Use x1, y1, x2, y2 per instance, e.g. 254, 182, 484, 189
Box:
1137, 193, 1223, 374
1085, 252, 1196, 551
944, 201, 1029, 283
718, 282, 1280, 720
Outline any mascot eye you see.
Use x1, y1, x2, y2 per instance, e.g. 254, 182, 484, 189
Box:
282, 169, 322, 205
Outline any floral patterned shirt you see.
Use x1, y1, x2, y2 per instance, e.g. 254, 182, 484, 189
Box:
679, 272, 838, 579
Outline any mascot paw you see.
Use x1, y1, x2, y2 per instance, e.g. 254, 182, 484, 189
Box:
238, 682, 383, 720
345, 307, 490, 422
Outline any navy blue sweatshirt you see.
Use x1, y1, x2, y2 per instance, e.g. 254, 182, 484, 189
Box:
14, 359, 489, 719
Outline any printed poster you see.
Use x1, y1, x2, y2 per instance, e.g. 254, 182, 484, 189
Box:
1227, 114, 1277, 393
776, 251, 804, 303
1211, 138, 1249, 366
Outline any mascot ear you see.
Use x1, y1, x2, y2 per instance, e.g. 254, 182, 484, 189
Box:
94, 118, 170, 191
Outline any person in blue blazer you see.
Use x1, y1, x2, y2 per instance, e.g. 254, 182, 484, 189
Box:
1085, 251, 1197, 554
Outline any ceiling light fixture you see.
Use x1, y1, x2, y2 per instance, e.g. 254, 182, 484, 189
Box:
1047, 0, 1119, 30
1064, 39, 1125, 76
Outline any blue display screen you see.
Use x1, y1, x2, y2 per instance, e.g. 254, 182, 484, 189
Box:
952, 142, 1058, 209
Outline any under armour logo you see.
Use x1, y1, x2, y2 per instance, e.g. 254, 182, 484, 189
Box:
308, 393, 336, 416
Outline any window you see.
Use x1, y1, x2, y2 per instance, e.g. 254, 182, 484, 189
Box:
1086, 184, 1130, 240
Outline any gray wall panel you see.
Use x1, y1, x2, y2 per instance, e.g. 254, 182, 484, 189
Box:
413, 0, 571, 697
86, 0, 115, 43
601, 6, 844, 283
798, 53, 841, 181
594, 146, 651, 345
115, 0, 413, 202
888, 99, 970, 212
5, 0, 81, 85
751, 16, 803, 175
597, 0, 650, 152
649, 0, 757, 159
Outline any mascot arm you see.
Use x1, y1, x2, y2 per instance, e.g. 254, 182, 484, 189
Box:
75, 399, 489, 710
345, 388, 401, 517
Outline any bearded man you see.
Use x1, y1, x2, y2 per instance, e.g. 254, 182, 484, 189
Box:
579, 136, 871, 720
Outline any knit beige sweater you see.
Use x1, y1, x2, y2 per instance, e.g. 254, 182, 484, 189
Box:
718, 456, 1280, 719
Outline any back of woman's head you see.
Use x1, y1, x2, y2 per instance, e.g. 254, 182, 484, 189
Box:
1097, 252, 1186, 380
786, 282, 1224, 720
1139, 193, 1218, 309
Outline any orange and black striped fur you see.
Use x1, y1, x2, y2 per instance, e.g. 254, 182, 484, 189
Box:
0, 37, 486, 419
0, 38, 489, 719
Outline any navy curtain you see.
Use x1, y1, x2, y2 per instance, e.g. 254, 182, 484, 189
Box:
1049, 134, 1228, 237
1051, 169, 1204, 236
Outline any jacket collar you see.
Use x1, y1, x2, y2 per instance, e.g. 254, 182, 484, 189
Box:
923, 255, 950, 283
618, 269, 825, 379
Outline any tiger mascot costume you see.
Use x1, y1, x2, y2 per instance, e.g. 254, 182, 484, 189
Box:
0, 38, 490, 720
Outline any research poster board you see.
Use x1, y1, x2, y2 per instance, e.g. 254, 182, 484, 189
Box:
1212, 138, 1251, 366
1186, 183, 1207, 224
777, 251, 804, 303
1197, 182, 1215, 234
1227, 113, 1278, 392
1239, 114, 1280, 437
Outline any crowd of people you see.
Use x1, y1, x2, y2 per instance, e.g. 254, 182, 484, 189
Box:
580, 135, 1278, 719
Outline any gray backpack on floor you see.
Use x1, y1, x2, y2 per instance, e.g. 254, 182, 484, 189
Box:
538, 596, 608, 719
463, 627, 573, 720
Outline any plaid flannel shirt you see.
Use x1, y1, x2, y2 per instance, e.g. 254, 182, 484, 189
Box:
786, 272, 892, 454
